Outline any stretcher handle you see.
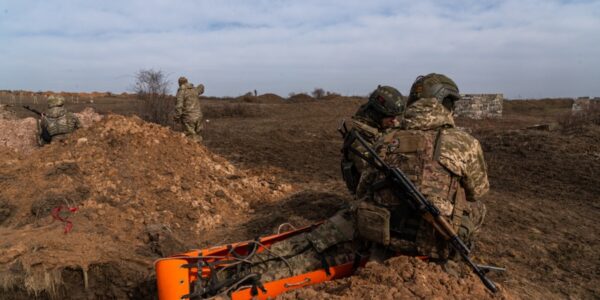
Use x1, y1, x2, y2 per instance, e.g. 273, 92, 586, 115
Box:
283, 278, 311, 288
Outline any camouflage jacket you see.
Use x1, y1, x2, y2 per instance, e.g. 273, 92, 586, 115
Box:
175, 83, 204, 119
401, 98, 489, 202
341, 115, 385, 194
42, 107, 81, 136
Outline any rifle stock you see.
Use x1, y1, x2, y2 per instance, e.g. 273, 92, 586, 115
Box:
348, 129, 498, 293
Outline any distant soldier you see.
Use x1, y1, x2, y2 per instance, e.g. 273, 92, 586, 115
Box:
341, 85, 406, 194
37, 95, 81, 145
174, 76, 204, 142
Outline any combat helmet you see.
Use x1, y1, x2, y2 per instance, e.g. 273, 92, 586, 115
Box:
47, 95, 65, 108
178, 76, 188, 86
367, 85, 405, 117
408, 73, 460, 110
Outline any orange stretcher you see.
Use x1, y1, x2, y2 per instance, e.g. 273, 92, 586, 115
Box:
155, 225, 365, 300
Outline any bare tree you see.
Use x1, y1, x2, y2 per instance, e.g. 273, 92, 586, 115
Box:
133, 69, 173, 126
311, 88, 325, 99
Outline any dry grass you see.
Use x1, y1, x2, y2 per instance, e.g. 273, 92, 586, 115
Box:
202, 102, 265, 119
559, 106, 600, 132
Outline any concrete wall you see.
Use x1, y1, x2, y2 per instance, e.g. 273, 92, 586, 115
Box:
454, 94, 503, 119
572, 98, 600, 114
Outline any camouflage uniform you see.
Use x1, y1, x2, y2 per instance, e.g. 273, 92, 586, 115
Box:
341, 86, 405, 194
356, 97, 489, 259
175, 77, 204, 142
248, 210, 357, 281
38, 96, 81, 145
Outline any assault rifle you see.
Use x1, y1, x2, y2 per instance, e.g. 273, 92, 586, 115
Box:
23, 105, 52, 143
23, 105, 43, 116
339, 121, 499, 293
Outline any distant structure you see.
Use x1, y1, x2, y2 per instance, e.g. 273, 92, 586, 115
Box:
572, 97, 600, 114
454, 94, 503, 119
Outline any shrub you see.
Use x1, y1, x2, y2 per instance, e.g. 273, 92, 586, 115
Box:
133, 69, 173, 126
559, 105, 600, 132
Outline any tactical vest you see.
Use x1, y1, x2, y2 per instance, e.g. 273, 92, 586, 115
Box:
341, 119, 381, 194
356, 128, 467, 258
42, 109, 78, 137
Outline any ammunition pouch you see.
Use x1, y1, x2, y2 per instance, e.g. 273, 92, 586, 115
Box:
355, 201, 390, 245
341, 159, 360, 194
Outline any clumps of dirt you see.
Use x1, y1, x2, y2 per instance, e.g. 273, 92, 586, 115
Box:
0, 107, 103, 154
0, 117, 38, 154
76, 107, 103, 128
0, 104, 17, 120
0, 198, 12, 225
0, 114, 289, 298
280, 257, 514, 299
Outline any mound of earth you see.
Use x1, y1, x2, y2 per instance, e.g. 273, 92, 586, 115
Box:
279, 256, 514, 299
0, 105, 17, 120
257, 93, 284, 103
0, 107, 102, 154
288, 93, 315, 102
0, 115, 289, 298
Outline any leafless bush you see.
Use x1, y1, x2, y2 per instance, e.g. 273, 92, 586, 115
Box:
133, 69, 173, 126
311, 88, 325, 99
559, 106, 600, 132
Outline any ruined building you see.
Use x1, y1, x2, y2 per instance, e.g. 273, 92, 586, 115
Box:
572, 97, 600, 114
454, 94, 503, 119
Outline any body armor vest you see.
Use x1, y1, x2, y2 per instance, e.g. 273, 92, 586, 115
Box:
359, 129, 467, 258
42, 108, 78, 137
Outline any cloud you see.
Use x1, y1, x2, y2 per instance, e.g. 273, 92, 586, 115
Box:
0, 0, 598, 98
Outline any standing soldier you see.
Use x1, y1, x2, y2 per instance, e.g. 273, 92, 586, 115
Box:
175, 76, 204, 142
341, 85, 406, 194
37, 95, 81, 145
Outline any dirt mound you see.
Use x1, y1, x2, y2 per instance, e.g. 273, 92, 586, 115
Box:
0, 115, 288, 298
288, 93, 315, 102
234, 93, 284, 104
258, 93, 284, 103
280, 257, 513, 299
0, 108, 102, 154
0, 105, 16, 120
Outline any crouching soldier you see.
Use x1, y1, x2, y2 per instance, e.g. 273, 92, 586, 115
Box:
341, 85, 406, 194
37, 95, 81, 145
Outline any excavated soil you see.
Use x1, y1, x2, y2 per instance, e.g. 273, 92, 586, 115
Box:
0, 108, 103, 154
279, 257, 515, 299
0, 114, 289, 299
0, 97, 598, 299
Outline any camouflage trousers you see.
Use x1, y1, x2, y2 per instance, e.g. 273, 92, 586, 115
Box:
181, 115, 203, 142
249, 235, 356, 282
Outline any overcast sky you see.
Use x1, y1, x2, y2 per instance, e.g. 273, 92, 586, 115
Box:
0, 0, 598, 98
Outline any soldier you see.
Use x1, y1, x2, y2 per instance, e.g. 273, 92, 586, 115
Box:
175, 76, 204, 142
355, 73, 489, 260
38, 95, 81, 146
341, 85, 406, 194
